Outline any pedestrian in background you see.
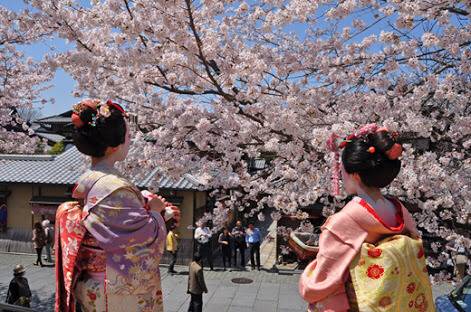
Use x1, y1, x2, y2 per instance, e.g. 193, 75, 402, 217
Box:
218, 227, 232, 270
166, 223, 179, 274
6, 264, 32, 308
231, 220, 246, 268
187, 253, 208, 312
42, 219, 54, 263
194, 221, 213, 270
32, 222, 46, 267
246, 222, 262, 271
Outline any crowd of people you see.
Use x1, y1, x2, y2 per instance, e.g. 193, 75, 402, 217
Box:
193, 220, 263, 271
165, 219, 264, 274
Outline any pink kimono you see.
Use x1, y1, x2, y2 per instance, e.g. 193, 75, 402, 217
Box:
55, 169, 167, 312
299, 196, 419, 312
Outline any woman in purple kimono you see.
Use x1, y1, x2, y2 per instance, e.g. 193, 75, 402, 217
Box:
55, 99, 180, 312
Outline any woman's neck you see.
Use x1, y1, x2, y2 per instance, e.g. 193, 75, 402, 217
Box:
356, 185, 384, 202
91, 157, 116, 170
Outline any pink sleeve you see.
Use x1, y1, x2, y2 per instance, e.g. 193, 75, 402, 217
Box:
299, 228, 359, 304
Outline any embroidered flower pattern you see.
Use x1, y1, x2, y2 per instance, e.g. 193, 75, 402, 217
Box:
89, 196, 98, 204
367, 248, 382, 258
414, 293, 428, 312
366, 264, 385, 279
87, 290, 97, 301
407, 282, 416, 294
378, 296, 392, 307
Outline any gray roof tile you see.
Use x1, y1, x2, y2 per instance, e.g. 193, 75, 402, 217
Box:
0, 147, 202, 190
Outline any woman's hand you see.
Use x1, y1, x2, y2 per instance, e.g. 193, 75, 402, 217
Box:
164, 204, 181, 225
148, 195, 167, 213
142, 190, 181, 224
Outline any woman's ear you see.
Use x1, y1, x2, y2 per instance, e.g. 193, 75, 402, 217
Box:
105, 146, 119, 156
352, 173, 362, 184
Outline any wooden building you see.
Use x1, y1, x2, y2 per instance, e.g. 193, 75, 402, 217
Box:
0, 146, 208, 264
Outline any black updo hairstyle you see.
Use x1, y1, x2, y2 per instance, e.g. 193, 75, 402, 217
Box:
72, 105, 127, 158
341, 131, 401, 188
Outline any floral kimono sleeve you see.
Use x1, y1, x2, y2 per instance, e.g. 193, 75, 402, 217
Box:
82, 186, 167, 297
83, 187, 165, 254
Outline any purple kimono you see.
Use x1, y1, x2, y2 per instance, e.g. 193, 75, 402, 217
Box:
55, 169, 166, 312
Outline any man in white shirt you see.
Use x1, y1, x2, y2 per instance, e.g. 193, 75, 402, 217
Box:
194, 221, 213, 270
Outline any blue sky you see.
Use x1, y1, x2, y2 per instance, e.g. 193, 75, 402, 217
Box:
2, 0, 77, 117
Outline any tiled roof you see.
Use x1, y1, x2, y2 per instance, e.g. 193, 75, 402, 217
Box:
137, 168, 203, 190
36, 111, 73, 124
36, 116, 71, 124
36, 132, 66, 143
0, 147, 83, 184
0, 147, 202, 190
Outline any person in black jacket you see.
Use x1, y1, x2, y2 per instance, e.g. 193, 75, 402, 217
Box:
218, 228, 232, 270
6, 264, 32, 308
231, 220, 246, 268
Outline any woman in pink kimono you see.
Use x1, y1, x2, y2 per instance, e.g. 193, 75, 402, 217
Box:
55, 99, 180, 312
299, 125, 420, 311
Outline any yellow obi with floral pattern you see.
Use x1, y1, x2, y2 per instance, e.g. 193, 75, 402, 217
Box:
348, 235, 435, 312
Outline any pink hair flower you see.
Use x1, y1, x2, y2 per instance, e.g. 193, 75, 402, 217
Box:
98, 104, 111, 118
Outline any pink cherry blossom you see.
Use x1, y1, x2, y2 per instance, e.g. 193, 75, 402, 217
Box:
0, 0, 469, 278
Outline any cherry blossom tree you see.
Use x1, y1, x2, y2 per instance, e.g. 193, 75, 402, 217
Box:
10, 0, 471, 277
0, 6, 51, 153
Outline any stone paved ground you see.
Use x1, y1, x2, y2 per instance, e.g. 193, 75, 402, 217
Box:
0, 253, 455, 312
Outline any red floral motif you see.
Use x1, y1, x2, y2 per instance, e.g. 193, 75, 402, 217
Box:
367, 248, 382, 258
407, 282, 416, 294
415, 293, 427, 311
87, 290, 97, 301
378, 296, 392, 307
366, 264, 385, 279
408, 300, 414, 308
89, 196, 98, 204
417, 247, 425, 259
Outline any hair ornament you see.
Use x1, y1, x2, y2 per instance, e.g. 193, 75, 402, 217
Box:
385, 143, 403, 160
89, 114, 97, 127
97, 104, 111, 118
71, 99, 101, 129
71, 99, 127, 129
326, 123, 403, 195
326, 133, 341, 196
71, 113, 84, 128
106, 99, 127, 117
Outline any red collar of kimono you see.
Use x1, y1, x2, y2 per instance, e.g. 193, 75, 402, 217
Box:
356, 196, 404, 232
